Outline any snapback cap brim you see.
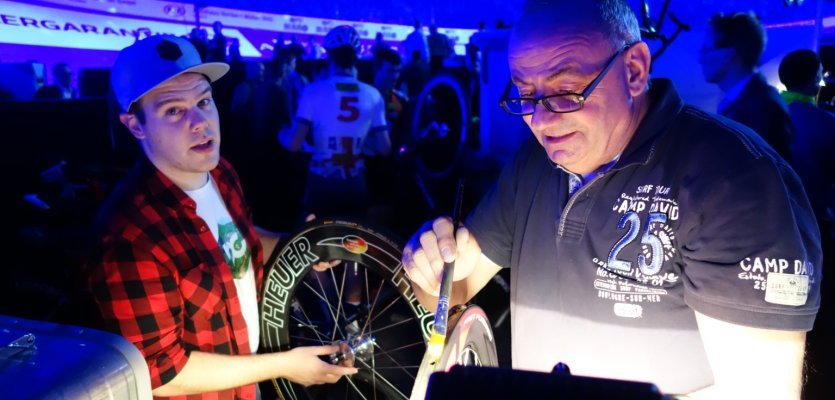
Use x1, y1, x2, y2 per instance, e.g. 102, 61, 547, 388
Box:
125, 61, 230, 111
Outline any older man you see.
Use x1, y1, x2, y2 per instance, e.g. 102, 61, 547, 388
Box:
402, 1, 820, 398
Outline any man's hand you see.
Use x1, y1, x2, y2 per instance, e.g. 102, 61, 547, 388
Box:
278, 345, 359, 386
304, 214, 342, 271
402, 217, 481, 296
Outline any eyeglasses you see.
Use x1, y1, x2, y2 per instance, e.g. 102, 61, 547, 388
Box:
499, 42, 638, 115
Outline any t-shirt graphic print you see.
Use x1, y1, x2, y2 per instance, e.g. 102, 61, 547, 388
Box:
218, 218, 251, 279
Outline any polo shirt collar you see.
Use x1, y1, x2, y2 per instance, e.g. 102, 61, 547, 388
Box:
615, 78, 684, 169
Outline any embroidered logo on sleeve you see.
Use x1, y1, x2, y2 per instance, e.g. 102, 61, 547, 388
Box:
764, 273, 809, 306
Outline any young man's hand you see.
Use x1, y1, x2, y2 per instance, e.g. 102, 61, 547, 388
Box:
278, 345, 359, 386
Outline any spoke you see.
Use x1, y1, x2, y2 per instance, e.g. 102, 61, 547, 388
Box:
373, 342, 419, 380
367, 268, 378, 400
366, 316, 415, 336
360, 277, 387, 337
292, 300, 327, 345
371, 340, 424, 359
332, 264, 348, 342
355, 358, 410, 398
364, 267, 371, 320
305, 277, 347, 339
371, 344, 378, 400
359, 366, 421, 370
343, 376, 370, 400
289, 315, 319, 332
302, 280, 335, 313
366, 293, 403, 327
282, 379, 299, 400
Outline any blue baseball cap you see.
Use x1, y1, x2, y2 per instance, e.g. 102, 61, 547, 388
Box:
111, 35, 229, 111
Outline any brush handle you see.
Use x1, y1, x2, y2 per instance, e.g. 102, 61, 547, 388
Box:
431, 260, 455, 339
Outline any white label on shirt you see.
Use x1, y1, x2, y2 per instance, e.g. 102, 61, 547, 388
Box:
764, 273, 809, 306
613, 303, 643, 318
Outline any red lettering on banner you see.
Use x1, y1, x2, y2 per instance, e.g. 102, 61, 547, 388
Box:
19, 17, 38, 27
81, 24, 98, 33
1, 15, 20, 26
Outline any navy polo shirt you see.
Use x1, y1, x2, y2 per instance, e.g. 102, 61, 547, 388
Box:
467, 79, 821, 394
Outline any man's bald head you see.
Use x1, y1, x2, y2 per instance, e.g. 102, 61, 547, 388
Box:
506, 0, 652, 175
512, 0, 641, 52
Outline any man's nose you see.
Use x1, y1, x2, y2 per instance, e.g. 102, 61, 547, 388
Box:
528, 102, 560, 132
190, 108, 210, 132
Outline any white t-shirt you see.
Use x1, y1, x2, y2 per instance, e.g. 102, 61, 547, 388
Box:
185, 176, 260, 353
296, 74, 388, 179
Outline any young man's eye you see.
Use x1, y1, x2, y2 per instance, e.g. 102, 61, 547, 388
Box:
198, 98, 213, 107
166, 107, 182, 116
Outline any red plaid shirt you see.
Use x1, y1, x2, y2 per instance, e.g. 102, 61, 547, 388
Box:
89, 157, 263, 400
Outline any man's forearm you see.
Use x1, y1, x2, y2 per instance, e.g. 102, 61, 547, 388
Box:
152, 351, 280, 396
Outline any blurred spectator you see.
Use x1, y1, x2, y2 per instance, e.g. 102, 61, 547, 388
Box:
403, 20, 429, 63
189, 27, 209, 61
34, 62, 76, 99
778, 49, 835, 225
228, 38, 242, 63
467, 20, 487, 52
308, 59, 330, 81
208, 21, 228, 62
371, 32, 391, 58
465, 42, 481, 77
231, 61, 266, 119
307, 35, 325, 60
427, 24, 453, 74
698, 11, 794, 159
275, 33, 286, 48
231, 59, 293, 228
374, 48, 408, 139
398, 50, 430, 99
265, 53, 296, 134
369, 47, 408, 226
227, 61, 266, 172
274, 47, 306, 114
286, 36, 306, 61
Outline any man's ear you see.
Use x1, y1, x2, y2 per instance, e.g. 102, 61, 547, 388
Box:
624, 42, 652, 97
119, 112, 145, 139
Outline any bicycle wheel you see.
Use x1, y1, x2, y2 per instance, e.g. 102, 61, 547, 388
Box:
260, 219, 433, 399
436, 304, 497, 370
410, 304, 498, 400
411, 74, 470, 180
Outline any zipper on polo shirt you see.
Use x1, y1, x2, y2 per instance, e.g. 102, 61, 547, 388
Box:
558, 171, 610, 237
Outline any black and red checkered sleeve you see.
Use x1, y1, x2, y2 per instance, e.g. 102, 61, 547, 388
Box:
90, 231, 189, 389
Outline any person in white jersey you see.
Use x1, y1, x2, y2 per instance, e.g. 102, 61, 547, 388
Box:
280, 25, 391, 218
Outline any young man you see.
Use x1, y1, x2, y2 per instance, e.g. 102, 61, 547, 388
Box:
402, 1, 820, 398
698, 12, 795, 159
88, 35, 356, 399
279, 25, 390, 218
